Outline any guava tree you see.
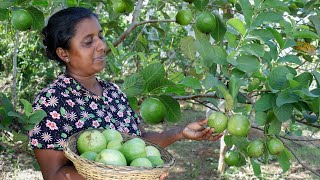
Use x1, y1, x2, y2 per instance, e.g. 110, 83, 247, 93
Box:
0, 0, 319, 177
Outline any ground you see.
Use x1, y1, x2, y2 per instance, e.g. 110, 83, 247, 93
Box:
0, 106, 319, 180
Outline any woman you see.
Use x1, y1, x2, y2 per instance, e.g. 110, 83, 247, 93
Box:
29, 7, 222, 180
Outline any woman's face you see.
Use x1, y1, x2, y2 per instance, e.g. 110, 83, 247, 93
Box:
66, 16, 106, 76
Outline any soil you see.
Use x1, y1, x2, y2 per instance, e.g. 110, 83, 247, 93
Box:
0, 107, 319, 180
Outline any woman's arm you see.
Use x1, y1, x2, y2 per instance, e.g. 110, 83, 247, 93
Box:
140, 119, 223, 148
34, 149, 85, 180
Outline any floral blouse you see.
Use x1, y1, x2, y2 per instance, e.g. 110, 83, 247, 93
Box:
29, 73, 141, 151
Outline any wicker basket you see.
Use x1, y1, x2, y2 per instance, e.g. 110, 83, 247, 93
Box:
63, 129, 175, 180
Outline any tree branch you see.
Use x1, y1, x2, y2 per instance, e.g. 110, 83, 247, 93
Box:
193, 99, 221, 112
106, 0, 176, 54
131, 0, 144, 23
173, 94, 217, 100
278, 137, 320, 177
296, 119, 320, 128
280, 136, 320, 142
107, 19, 176, 54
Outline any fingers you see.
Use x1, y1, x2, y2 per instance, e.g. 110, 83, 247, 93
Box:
196, 119, 208, 126
160, 171, 169, 180
209, 133, 223, 142
198, 127, 223, 141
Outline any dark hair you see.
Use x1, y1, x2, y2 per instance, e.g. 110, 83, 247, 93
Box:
42, 7, 98, 65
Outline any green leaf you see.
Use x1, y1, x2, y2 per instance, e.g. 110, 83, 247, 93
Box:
26, 6, 45, 30
0, 107, 12, 127
180, 76, 202, 90
122, 73, 144, 97
23, 124, 36, 131
210, 14, 226, 42
146, 78, 176, 93
193, 0, 209, 10
292, 30, 318, 39
31, 0, 49, 7
255, 111, 267, 126
265, 41, 278, 61
12, 131, 29, 143
239, 0, 253, 26
312, 70, 320, 86
165, 84, 186, 96
278, 55, 302, 65
278, 151, 290, 173
276, 90, 300, 107
217, 85, 234, 111
255, 93, 275, 112
180, 36, 196, 60
158, 95, 181, 123
20, 99, 33, 117
119, 52, 138, 63
302, 113, 318, 123
294, 72, 313, 88
309, 15, 320, 36
0, 8, 9, 21
195, 39, 228, 67
231, 136, 249, 151
273, 104, 293, 122
202, 74, 215, 90
250, 159, 261, 177
226, 18, 246, 36
122, 0, 134, 14
128, 97, 138, 111
248, 29, 273, 42
29, 110, 47, 124
267, 27, 284, 49
295, 88, 318, 100
283, 39, 296, 49
0, 0, 14, 9
239, 43, 265, 57
248, 78, 260, 92
229, 76, 242, 99
8, 111, 27, 122
0, 93, 14, 112
224, 135, 233, 147
268, 118, 282, 135
225, 32, 237, 48
268, 66, 291, 90
141, 62, 166, 86
107, 41, 119, 57
236, 55, 260, 73
262, 0, 289, 12
252, 11, 283, 27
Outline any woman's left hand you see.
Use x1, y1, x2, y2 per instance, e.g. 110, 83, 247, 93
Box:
181, 119, 223, 141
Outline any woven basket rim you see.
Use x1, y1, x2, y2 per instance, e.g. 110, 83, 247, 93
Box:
63, 129, 175, 179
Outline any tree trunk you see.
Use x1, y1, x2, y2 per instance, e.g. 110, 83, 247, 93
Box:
217, 134, 227, 173
12, 31, 19, 110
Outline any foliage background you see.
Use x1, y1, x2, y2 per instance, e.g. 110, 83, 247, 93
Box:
0, 0, 319, 178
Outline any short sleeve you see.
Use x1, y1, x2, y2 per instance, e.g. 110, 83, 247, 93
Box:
29, 88, 71, 151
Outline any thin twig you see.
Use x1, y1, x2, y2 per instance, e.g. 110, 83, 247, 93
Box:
193, 99, 221, 112
296, 119, 320, 128
173, 94, 217, 100
280, 136, 320, 142
107, 19, 176, 54
131, 0, 144, 23
278, 137, 320, 177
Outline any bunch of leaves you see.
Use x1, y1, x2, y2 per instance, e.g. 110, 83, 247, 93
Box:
0, 93, 46, 149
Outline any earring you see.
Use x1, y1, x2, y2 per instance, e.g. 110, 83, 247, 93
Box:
65, 58, 69, 63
